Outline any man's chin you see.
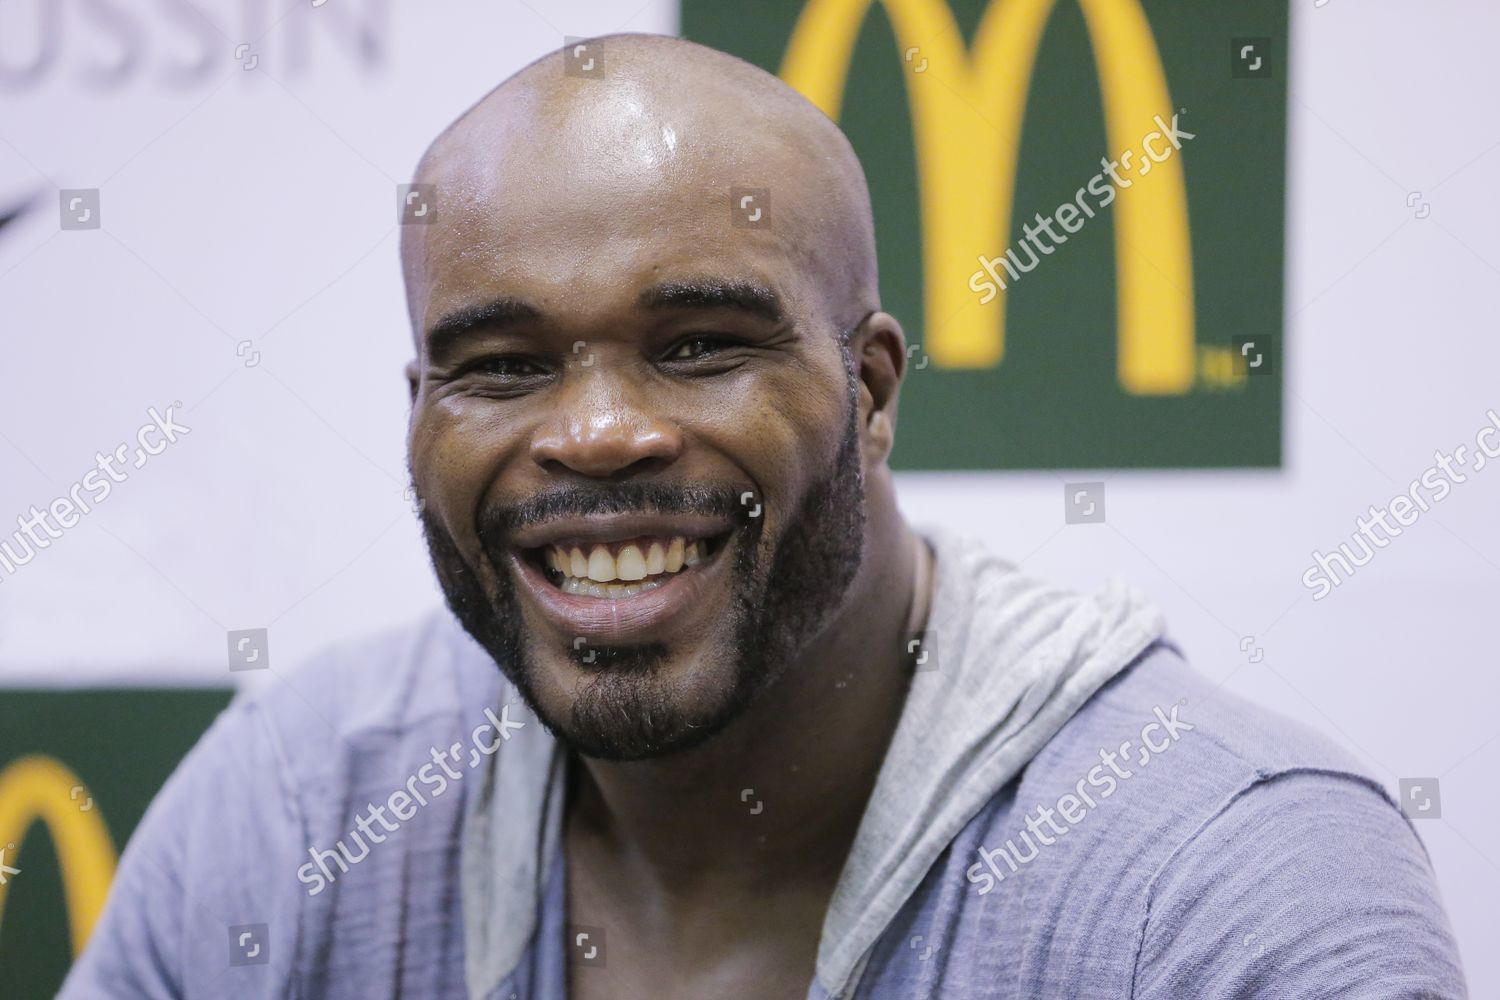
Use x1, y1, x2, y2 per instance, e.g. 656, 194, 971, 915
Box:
515, 639, 761, 762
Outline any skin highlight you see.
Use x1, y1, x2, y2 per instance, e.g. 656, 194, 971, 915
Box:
401, 33, 933, 1000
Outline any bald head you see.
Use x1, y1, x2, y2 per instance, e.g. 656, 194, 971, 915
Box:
400, 32, 879, 344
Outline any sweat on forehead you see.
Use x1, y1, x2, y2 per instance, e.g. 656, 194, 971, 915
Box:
399, 32, 878, 340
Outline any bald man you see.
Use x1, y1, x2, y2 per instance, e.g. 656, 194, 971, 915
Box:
62, 34, 1464, 1000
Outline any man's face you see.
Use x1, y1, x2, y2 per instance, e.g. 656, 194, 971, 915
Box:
406, 112, 870, 760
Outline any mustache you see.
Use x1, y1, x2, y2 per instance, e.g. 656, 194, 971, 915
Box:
478, 481, 750, 543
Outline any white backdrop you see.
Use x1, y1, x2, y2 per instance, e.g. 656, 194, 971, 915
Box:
1, 0, 1496, 993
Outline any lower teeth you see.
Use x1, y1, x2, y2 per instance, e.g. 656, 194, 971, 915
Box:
559, 575, 670, 598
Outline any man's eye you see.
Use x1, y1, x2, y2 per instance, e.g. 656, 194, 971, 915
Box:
666, 336, 734, 361
473, 356, 546, 377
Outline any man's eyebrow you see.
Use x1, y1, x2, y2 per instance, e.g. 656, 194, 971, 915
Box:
425, 297, 541, 351
638, 279, 784, 324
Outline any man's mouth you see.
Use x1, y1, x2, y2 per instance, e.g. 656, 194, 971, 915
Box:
533, 533, 728, 598
504, 510, 741, 641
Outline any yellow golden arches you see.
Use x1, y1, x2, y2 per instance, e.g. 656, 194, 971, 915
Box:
0, 755, 118, 957
779, 0, 1195, 393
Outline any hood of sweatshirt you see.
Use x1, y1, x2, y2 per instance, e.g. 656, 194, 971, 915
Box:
460, 522, 1167, 999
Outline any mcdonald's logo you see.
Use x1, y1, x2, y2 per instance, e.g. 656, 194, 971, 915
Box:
779, 0, 1195, 394
0, 755, 118, 958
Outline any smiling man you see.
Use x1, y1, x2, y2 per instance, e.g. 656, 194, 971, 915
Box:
60, 33, 1464, 1000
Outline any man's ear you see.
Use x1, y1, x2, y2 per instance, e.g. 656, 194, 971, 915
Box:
847, 311, 907, 463
405, 359, 420, 404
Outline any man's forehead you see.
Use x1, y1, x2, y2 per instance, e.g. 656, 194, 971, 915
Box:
411, 120, 812, 338
411, 178, 794, 335
418, 78, 811, 238
424, 139, 766, 248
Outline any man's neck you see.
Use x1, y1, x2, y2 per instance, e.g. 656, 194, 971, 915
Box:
566, 519, 933, 899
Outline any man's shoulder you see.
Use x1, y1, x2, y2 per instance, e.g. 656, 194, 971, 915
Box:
1027, 642, 1383, 806
59, 610, 509, 999
931, 646, 1463, 996
999, 642, 1410, 880
176, 608, 521, 838
950, 641, 1410, 910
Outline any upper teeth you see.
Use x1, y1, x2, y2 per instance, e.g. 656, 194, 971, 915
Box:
546, 536, 705, 584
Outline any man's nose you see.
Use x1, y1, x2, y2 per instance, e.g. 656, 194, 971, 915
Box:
529, 368, 684, 479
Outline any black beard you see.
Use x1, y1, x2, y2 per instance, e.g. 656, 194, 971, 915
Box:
416, 376, 867, 761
